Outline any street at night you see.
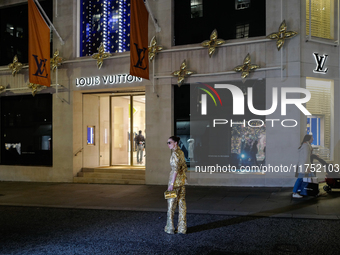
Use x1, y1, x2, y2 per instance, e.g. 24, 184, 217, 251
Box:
1, 182, 340, 254
1, 0, 340, 254
0, 206, 340, 255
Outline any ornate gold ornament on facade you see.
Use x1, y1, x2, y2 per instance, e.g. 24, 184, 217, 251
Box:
233, 53, 259, 79
266, 20, 298, 51
0, 85, 5, 93
92, 43, 111, 69
8, 55, 23, 77
201, 29, 225, 58
28, 83, 42, 97
148, 36, 163, 62
171, 60, 195, 87
51, 50, 65, 72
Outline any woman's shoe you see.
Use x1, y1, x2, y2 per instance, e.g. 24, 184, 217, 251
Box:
292, 193, 303, 198
164, 228, 174, 234
164, 225, 175, 234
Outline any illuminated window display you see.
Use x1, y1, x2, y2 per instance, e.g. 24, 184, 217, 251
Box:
185, 80, 266, 169
231, 121, 266, 169
306, 0, 335, 40
80, 0, 130, 56
306, 78, 333, 160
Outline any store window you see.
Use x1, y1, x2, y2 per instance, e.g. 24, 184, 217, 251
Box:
235, 0, 251, 10
174, 0, 265, 45
306, 78, 333, 160
189, 80, 266, 170
0, 1, 52, 66
174, 85, 191, 164
191, 0, 203, 18
80, 0, 131, 56
306, 0, 335, 40
0, 94, 53, 166
174, 80, 266, 170
236, 23, 249, 39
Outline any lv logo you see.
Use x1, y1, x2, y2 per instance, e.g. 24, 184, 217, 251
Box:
133, 43, 147, 70
313, 53, 328, 74
32, 55, 48, 78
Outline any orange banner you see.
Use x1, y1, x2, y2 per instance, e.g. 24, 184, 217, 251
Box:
130, 0, 149, 80
28, 0, 50, 87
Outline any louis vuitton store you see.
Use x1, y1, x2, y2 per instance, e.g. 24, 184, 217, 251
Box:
0, 0, 340, 187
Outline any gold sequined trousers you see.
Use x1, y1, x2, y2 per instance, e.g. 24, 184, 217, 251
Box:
164, 186, 187, 234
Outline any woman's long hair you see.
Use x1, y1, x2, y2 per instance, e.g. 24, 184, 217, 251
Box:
298, 134, 313, 149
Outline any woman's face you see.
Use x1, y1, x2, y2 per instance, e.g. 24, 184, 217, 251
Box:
309, 136, 314, 143
167, 139, 177, 150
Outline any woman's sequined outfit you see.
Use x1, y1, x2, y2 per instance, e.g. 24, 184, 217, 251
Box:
164, 147, 187, 234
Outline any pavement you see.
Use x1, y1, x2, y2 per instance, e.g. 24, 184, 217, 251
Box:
0, 181, 339, 220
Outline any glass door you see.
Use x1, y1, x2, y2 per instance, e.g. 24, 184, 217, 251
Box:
111, 96, 131, 165
132, 95, 146, 166
107, 94, 146, 166
99, 96, 110, 166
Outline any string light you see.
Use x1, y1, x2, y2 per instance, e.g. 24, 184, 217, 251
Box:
89, 1, 92, 54
80, 0, 130, 56
118, 0, 123, 52
103, 0, 108, 52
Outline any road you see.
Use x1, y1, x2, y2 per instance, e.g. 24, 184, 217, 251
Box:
0, 206, 339, 255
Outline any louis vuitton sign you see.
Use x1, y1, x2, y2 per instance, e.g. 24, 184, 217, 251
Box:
313, 53, 328, 74
76, 74, 142, 87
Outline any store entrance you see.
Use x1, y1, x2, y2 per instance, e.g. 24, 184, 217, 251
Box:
82, 93, 146, 167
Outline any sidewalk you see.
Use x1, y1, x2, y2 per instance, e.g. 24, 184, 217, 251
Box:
0, 181, 339, 220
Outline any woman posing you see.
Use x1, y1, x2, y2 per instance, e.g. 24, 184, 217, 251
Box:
165, 136, 188, 234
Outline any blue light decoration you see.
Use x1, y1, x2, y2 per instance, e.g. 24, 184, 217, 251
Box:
307, 116, 321, 146
87, 126, 95, 145
80, 0, 131, 56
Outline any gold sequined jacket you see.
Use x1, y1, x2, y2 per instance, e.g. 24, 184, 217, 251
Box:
168, 147, 187, 187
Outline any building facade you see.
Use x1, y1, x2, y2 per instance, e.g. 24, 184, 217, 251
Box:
0, 0, 339, 187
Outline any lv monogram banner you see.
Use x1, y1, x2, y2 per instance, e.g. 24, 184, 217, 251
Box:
130, 0, 149, 80
28, 0, 50, 87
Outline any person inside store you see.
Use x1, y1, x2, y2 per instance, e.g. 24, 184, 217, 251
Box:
135, 130, 145, 164
250, 139, 259, 167
164, 136, 187, 234
292, 134, 314, 198
187, 135, 195, 162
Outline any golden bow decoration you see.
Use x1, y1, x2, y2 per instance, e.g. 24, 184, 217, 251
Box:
233, 53, 259, 79
148, 36, 163, 62
266, 20, 298, 51
201, 29, 225, 58
92, 43, 111, 69
51, 50, 65, 72
8, 55, 23, 77
171, 60, 195, 87
28, 83, 42, 97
